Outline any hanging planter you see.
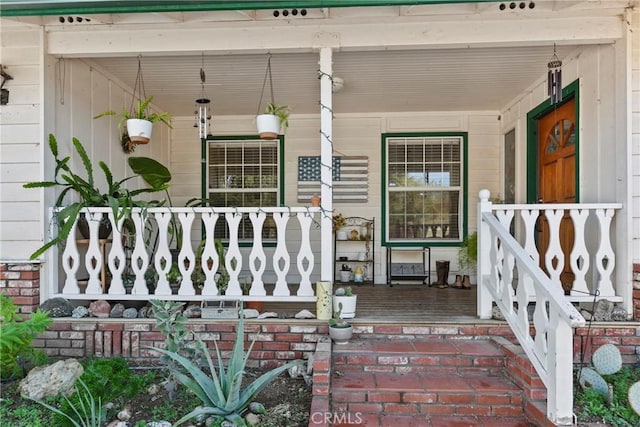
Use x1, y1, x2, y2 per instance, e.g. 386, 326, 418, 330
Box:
256, 53, 290, 140
126, 118, 153, 144
94, 56, 172, 151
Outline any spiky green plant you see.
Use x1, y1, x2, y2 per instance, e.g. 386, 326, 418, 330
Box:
22, 134, 171, 259
0, 294, 51, 379
151, 313, 302, 426
31, 378, 105, 427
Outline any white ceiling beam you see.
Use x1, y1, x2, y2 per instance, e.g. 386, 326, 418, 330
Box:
45, 15, 623, 58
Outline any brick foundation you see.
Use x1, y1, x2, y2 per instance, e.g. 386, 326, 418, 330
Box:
31, 318, 329, 367
0, 262, 41, 314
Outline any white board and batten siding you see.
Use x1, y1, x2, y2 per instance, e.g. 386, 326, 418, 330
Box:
169, 111, 501, 283
0, 23, 43, 260
0, 21, 171, 262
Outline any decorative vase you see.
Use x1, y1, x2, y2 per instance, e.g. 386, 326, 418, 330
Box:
336, 231, 348, 241
126, 118, 153, 144
256, 114, 280, 139
339, 270, 351, 283
329, 325, 353, 345
316, 281, 333, 320
333, 295, 357, 318
311, 195, 321, 207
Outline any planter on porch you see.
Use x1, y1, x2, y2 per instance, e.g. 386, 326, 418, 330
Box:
333, 288, 357, 319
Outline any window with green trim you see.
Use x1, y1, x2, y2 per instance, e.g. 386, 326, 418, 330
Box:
383, 134, 464, 244
206, 137, 282, 240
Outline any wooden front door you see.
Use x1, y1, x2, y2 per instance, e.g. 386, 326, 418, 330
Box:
537, 99, 576, 292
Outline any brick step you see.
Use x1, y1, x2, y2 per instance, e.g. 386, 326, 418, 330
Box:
332, 338, 508, 374
329, 339, 533, 426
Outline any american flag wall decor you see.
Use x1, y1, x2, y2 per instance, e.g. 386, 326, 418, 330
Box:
297, 156, 369, 203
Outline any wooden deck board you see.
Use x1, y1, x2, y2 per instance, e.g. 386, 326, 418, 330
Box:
262, 283, 479, 323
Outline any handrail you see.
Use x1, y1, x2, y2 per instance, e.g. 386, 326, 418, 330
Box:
477, 190, 590, 425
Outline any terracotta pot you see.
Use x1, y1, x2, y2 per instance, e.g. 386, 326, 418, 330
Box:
245, 301, 264, 312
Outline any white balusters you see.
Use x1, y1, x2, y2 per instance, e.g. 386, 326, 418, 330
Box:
543, 209, 565, 284
130, 211, 150, 295
153, 211, 174, 296
84, 211, 104, 294
248, 212, 267, 296
200, 212, 220, 296
107, 213, 126, 295
595, 208, 616, 297
296, 212, 315, 297
177, 212, 196, 296
224, 212, 243, 296
568, 209, 590, 296
519, 209, 540, 264
272, 212, 291, 296
61, 218, 81, 294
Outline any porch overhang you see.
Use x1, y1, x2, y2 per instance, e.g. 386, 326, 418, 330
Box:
1, 0, 496, 16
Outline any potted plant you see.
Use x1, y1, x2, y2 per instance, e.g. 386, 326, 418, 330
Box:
23, 133, 171, 260
256, 102, 290, 139
333, 213, 347, 240
454, 231, 477, 290
94, 95, 172, 145
333, 286, 357, 318
328, 302, 353, 345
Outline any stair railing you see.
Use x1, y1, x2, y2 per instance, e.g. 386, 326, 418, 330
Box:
477, 190, 586, 425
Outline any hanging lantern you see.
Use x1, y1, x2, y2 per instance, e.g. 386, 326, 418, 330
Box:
547, 44, 562, 105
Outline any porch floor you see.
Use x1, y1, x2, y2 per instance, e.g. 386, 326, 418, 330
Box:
263, 283, 480, 323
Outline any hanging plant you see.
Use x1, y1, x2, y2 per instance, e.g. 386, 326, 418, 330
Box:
94, 56, 172, 146
256, 53, 290, 140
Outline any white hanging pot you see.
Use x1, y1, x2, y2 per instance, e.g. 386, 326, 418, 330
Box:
126, 118, 153, 144
256, 114, 281, 140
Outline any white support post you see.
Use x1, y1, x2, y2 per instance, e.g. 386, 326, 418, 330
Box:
546, 311, 576, 425
477, 189, 493, 319
319, 47, 334, 283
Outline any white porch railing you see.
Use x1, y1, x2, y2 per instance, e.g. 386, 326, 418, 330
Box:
50, 207, 323, 302
477, 189, 622, 425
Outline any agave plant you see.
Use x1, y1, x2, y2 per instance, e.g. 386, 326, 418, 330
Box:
151, 313, 302, 426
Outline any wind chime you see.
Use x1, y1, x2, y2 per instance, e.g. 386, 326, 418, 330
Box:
547, 44, 563, 105
194, 53, 212, 139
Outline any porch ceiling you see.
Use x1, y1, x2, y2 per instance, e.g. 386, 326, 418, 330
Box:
7, 0, 624, 117
91, 44, 578, 116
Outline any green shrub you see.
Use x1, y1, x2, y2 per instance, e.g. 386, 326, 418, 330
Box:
0, 294, 51, 379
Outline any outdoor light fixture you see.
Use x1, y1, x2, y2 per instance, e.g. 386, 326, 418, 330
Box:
0, 64, 14, 105
193, 55, 212, 138
547, 44, 563, 105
